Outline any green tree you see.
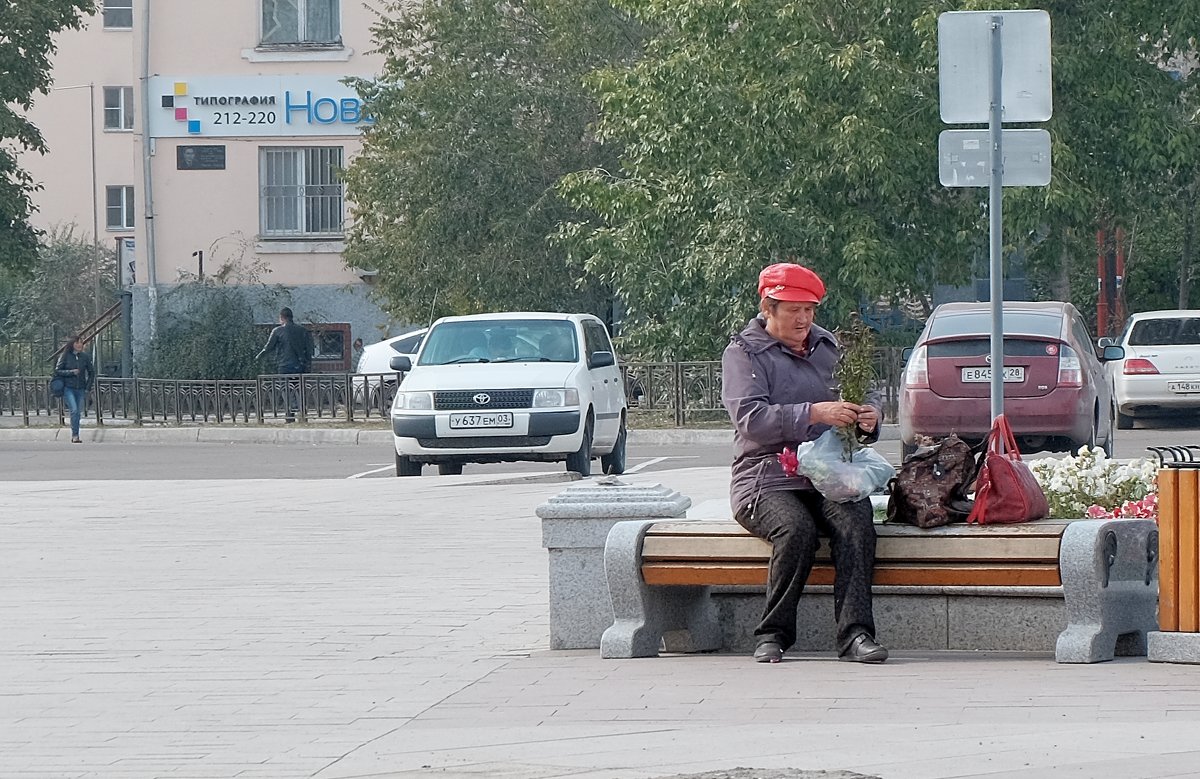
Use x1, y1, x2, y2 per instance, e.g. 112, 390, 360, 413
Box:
343, 0, 645, 324
559, 0, 1200, 358
996, 1, 1200, 328
559, 0, 978, 359
0, 0, 97, 275
0, 224, 115, 339
139, 262, 287, 380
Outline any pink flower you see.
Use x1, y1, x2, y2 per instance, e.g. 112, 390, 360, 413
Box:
779, 447, 799, 477
1085, 492, 1158, 522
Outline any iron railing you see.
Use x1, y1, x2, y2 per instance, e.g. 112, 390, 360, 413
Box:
0, 350, 907, 427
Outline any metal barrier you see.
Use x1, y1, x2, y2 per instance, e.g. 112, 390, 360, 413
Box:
1149, 446, 1200, 634
1, 352, 907, 427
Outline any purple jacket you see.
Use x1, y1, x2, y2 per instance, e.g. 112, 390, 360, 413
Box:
721, 316, 881, 515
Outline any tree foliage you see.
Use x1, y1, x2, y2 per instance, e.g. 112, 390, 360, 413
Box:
138, 262, 286, 380
344, 0, 645, 325
0, 223, 115, 339
559, 0, 1200, 358
0, 0, 97, 275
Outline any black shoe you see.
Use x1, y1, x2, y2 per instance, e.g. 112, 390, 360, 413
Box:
839, 632, 888, 663
753, 641, 784, 664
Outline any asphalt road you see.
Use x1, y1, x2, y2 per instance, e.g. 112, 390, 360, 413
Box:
3, 421, 1200, 480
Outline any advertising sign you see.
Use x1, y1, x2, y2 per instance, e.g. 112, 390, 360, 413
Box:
148, 76, 374, 138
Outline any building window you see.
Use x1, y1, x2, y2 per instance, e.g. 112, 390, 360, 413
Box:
102, 87, 134, 130
105, 186, 135, 230
102, 0, 133, 29
261, 0, 340, 45
259, 147, 344, 238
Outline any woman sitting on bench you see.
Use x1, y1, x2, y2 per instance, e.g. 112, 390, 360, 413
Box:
721, 262, 887, 665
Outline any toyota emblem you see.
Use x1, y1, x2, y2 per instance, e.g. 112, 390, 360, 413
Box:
472, 393, 491, 405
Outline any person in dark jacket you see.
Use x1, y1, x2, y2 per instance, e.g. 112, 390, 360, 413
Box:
256, 307, 313, 421
720, 262, 887, 665
55, 336, 96, 443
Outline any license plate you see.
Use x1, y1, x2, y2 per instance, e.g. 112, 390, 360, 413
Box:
449, 412, 514, 429
961, 366, 1025, 383
1168, 381, 1200, 394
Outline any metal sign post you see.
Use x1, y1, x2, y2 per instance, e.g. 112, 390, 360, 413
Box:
988, 16, 1005, 421
938, 9, 1052, 423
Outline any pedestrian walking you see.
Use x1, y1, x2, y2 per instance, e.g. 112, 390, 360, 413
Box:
55, 336, 96, 444
256, 307, 313, 422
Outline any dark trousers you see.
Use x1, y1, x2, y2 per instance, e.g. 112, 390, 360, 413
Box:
735, 489, 877, 653
279, 364, 303, 416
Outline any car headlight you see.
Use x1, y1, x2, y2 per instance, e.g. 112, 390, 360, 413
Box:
393, 391, 433, 410
532, 388, 579, 408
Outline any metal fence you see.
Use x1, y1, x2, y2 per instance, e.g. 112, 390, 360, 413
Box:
0, 327, 126, 377
0, 350, 906, 427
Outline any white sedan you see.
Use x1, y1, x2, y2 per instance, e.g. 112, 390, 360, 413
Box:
352, 328, 427, 408
1107, 310, 1200, 428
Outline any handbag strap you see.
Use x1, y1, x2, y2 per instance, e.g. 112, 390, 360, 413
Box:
987, 414, 1021, 459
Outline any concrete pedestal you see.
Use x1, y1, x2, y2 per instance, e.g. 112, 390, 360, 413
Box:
1148, 631, 1200, 664
538, 478, 690, 649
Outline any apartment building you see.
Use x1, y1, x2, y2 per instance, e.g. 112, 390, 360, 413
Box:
24, 0, 400, 371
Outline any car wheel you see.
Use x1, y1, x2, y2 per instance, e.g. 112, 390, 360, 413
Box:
566, 417, 593, 477
395, 454, 422, 477
1102, 408, 1116, 458
1076, 414, 1099, 454
437, 463, 463, 476
600, 418, 627, 475
1117, 409, 1134, 430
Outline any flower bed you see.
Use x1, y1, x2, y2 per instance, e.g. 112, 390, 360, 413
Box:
1029, 446, 1158, 520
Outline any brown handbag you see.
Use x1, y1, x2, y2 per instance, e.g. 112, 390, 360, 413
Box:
886, 434, 977, 528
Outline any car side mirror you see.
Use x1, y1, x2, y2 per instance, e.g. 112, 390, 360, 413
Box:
588, 351, 615, 369
1101, 345, 1125, 362
389, 355, 412, 372
901, 347, 913, 361
1097, 336, 1116, 348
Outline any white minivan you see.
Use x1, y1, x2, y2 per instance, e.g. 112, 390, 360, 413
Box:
388, 312, 628, 477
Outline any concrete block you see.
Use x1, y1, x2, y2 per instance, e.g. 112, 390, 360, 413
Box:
874, 592, 950, 650
1148, 631, 1200, 664
1055, 518, 1159, 663
711, 586, 1066, 653
540, 481, 690, 651
950, 592, 1066, 651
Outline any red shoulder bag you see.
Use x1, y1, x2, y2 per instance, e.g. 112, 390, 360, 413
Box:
966, 414, 1049, 525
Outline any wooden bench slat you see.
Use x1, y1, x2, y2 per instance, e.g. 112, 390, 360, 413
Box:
645, 520, 1074, 539
642, 535, 1062, 564
642, 562, 1062, 588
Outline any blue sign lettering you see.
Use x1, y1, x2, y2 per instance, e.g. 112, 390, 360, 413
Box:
284, 90, 373, 126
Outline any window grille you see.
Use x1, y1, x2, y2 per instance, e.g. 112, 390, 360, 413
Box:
259, 147, 345, 238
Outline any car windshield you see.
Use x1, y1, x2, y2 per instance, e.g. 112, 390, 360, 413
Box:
418, 320, 579, 366
927, 310, 1063, 339
1128, 317, 1200, 346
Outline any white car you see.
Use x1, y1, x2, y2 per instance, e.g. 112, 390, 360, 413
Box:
1107, 309, 1200, 428
388, 312, 628, 477
353, 328, 427, 407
